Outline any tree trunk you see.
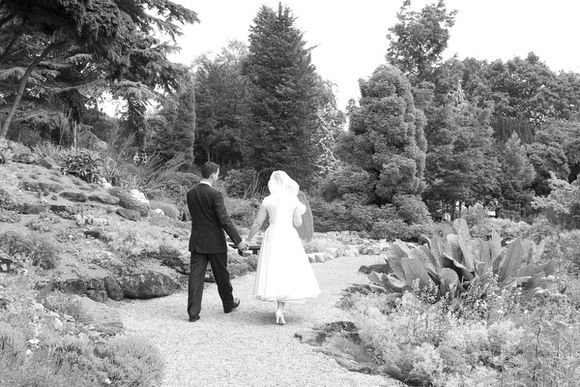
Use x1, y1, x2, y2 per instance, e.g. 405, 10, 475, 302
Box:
0, 40, 65, 139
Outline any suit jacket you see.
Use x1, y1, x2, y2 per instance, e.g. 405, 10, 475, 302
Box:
187, 183, 242, 254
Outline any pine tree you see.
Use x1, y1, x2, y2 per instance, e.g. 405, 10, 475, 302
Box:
243, 4, 319, 188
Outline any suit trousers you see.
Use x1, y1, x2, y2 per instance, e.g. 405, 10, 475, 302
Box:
188, 251, 234, 318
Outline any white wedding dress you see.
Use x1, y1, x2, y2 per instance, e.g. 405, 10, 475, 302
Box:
252, 176, 320, 302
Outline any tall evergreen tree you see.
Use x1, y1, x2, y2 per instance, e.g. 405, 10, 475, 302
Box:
194, 41, 250, 167
336, 65, 427, 205
497, 133, 536, 218
243, 4, 319, 187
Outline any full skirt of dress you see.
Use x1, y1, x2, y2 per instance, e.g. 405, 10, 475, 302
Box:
254, 224, 320, 302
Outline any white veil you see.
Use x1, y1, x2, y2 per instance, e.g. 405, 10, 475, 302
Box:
268, 171, 299, 196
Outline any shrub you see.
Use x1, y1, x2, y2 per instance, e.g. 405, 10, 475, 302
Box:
149, 199, 179, 219
223, 168, 257, 198
61, 148, 103, 183
32, 141, 65, 162
0, 322, 26, 364
224, 197, 259, 229
310, 195, 374, 233
42, 293, 92, 325
96, 336, 164, 386
109, 187, 150, 216
392, 194, 432, 225
318, 164, 371, 202
532, 171, 580, 230
0, 231, 60, 269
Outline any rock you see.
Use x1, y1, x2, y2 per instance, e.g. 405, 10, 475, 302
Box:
246, 255, 259, 271
50, 204, 78, 219
151, 208, 164, 216
295, 321, 360, 346
314, 253, 328, 263
11, 152, 37, 164
85, 290, 108, 303
15, 203, 49, 214
228, 262, 251, 278
7, 140, 31, 154
72, 295, 124, 335
19, 180, 64, 193
60, 191, 88, 202
89, 193, 119, 205
343, 247, 360, 257
116, 208, 140, 221
115, 268, 180, 299
38, 156, 59, 169
103, 276, 124, 301
358, 263, 391, 275
160, 250, 189, 275
324, 247, 340, 258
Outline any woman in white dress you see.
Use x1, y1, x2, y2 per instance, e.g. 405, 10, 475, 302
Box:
244, 171, 320, 324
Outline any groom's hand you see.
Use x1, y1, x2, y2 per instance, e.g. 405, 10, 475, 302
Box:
237, 241, 248, 251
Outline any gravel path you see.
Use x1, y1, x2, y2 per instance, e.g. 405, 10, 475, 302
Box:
114, 255, 401, 387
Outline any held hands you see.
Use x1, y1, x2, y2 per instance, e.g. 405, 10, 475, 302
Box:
237, 240, 248, 251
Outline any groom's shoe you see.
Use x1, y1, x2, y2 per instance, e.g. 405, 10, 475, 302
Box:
189, 315, 200, 322
224, 298, 240, 313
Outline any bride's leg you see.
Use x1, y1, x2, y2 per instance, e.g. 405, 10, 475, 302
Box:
276, 301, 286, 325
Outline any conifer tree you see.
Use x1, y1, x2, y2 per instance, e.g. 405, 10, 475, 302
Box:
243, 4, 319, 187
336, 65, 427, 205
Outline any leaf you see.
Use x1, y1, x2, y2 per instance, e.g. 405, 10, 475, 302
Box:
442, 253, 474, 282
414, 245, 440, 276
498, 239, 525, 284
385, 241, 408, 281
455, 218, 475, 271
382, 274, 407, 292
401, 256, 432, 288
440, 268, 460, 298
490, 230, 502, 262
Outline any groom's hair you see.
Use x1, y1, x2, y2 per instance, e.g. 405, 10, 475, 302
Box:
200, 161, 219, 178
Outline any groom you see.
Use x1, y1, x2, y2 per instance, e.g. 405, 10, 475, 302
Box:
186, 161, 247, 322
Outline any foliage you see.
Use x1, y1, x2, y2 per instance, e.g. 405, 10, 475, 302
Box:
336, 65, 427, 205
532, 172, 580, 229
497, 133, 536, 217
223, 168, 258, 198
310, 196, 374, 233
117, 153, 199, 204
223, 196, 260, 229
193, 41, 250, 167
95, 336, 165, 386
149, 200, 179, 219
60, 147, 103, 183
243, 4, 321, 188
367, 219, 554, 303
318, 164, 371, 202
41, 293, 92, 325
0, 231, 60, 269
386, 0, 457, 81
109, 187, 150, 217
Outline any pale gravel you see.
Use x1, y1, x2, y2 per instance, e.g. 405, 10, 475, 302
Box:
113, 255, 402, 387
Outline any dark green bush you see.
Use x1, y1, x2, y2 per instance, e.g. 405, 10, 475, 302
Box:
61, 148, 103, 183
223, 168, 257, 198
310, 195, 374, 232
318, 164, 371, 202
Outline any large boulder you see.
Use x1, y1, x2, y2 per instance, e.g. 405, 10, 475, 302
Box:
114, 268, 180, 299
72, 295, 123, 335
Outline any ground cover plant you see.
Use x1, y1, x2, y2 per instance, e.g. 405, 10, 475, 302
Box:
341, 220, 580, 385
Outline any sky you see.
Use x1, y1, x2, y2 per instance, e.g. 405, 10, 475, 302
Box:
168, 0, 580, 110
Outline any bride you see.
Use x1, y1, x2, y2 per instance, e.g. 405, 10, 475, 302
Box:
244, 171, 320, 324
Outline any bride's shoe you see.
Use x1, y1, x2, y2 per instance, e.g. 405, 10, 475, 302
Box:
275, 310, 286, 325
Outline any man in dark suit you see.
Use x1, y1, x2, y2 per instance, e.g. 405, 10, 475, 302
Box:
186, 162, 247, 322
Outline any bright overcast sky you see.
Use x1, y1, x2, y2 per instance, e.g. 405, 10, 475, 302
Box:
168, 0, 580, 109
